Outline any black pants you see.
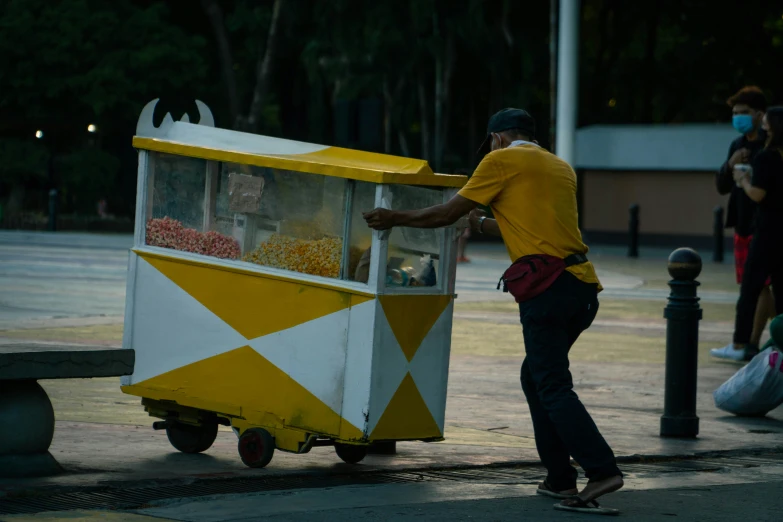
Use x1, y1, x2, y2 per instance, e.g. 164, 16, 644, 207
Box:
734, 237, 783, 344
519, 271, 621, 491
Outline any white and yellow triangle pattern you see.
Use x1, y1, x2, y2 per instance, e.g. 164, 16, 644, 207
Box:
122, 251, 454, 442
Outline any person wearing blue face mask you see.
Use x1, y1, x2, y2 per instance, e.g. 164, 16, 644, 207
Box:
713, 86, 774, 361
730, 108, 783, 365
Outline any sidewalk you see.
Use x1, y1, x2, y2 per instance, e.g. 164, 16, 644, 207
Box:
0, 233, 781, 500
133, 477, 783, 521
3, 355, 778, 493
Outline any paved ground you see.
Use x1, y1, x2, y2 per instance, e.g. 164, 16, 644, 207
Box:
146, 480, 783, 522
124, 465, 783, 522
1, 231, 782, 520
0, 232, 128, 332
4, 459, 783, 520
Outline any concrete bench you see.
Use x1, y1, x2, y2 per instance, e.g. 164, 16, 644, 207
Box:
0, 343, 135, 478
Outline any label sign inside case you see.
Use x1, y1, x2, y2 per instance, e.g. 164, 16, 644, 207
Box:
228, 173, 265, 214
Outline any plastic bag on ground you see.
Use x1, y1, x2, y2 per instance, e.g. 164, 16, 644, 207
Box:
713, 346, 783, 417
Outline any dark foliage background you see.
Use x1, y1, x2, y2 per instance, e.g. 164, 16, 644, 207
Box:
1, 0, 781, 220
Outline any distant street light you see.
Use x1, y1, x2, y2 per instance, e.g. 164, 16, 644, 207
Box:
35, 130, 44, 139
87, 124, 97, 133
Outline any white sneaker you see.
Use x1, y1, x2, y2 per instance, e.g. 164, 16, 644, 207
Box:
710, 344, 746, 361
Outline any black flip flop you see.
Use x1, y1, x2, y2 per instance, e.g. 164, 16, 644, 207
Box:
536, 479, 576, 500
554, 496, 620, 516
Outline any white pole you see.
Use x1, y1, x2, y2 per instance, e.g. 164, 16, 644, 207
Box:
555, 0, 579, 166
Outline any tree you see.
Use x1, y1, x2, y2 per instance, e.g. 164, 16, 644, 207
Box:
0, 0, 208, 125
0, 0, 209, 216
58, 148, 120, 215
4, 0, 783, 221
579, 0, 783, 126
201, 0, 286, 132
0, 139, 49, 217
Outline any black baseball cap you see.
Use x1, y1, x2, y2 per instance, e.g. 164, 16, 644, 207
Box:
477, 108, 537, 155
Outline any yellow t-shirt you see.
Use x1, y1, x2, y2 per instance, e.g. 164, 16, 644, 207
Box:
458, 143, 601, 289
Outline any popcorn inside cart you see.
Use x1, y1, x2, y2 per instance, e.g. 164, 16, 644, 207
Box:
121, 99, 468, 467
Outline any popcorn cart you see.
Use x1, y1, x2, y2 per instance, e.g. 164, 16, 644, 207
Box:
121, 99, 468, 467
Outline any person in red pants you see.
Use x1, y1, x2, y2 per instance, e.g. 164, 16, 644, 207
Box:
729, 107, 783, 358
713, 86, 775, 361
453, 169, 472, 263
456, 227, 471, 263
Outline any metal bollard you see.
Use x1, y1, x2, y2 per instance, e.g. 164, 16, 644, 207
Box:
47, 189, 58, 232
660, 248, 703, 438
628, 204, 639, 258
712, 206, 724, 263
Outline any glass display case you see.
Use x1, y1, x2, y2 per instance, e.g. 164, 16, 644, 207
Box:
385, 184, 443, 290
141, 152, 457, 293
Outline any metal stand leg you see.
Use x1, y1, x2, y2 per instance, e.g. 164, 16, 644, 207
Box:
368, 441, 397, 455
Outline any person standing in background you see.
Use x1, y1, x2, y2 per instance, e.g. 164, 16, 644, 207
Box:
454, 169, 472, 263
712, 86, 774, 361
729, 107, 783, 358
456, 227, 471, 263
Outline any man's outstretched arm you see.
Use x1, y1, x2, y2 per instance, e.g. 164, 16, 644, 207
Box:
363, 194, 478, 230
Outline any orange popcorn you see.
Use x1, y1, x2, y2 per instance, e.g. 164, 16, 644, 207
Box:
243, 234, 342, 278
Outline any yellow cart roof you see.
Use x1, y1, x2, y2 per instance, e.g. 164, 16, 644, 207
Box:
133, 100, 466, 188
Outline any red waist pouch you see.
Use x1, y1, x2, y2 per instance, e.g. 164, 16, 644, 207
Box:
497, 253, 588, 303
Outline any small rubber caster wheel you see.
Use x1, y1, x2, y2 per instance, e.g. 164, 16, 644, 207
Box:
166, 421, 218, 454
238, 428, 275, 468
335, 442, 368, 464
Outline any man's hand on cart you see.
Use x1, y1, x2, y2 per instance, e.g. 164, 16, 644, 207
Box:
363, 208, 397, 230
468, 208, 487, 230
363, 195, 477, 230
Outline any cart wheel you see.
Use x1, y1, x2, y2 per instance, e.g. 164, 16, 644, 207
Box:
238, 428, 275, 468
166, 421, 218, 454
335, 443, 368, 464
